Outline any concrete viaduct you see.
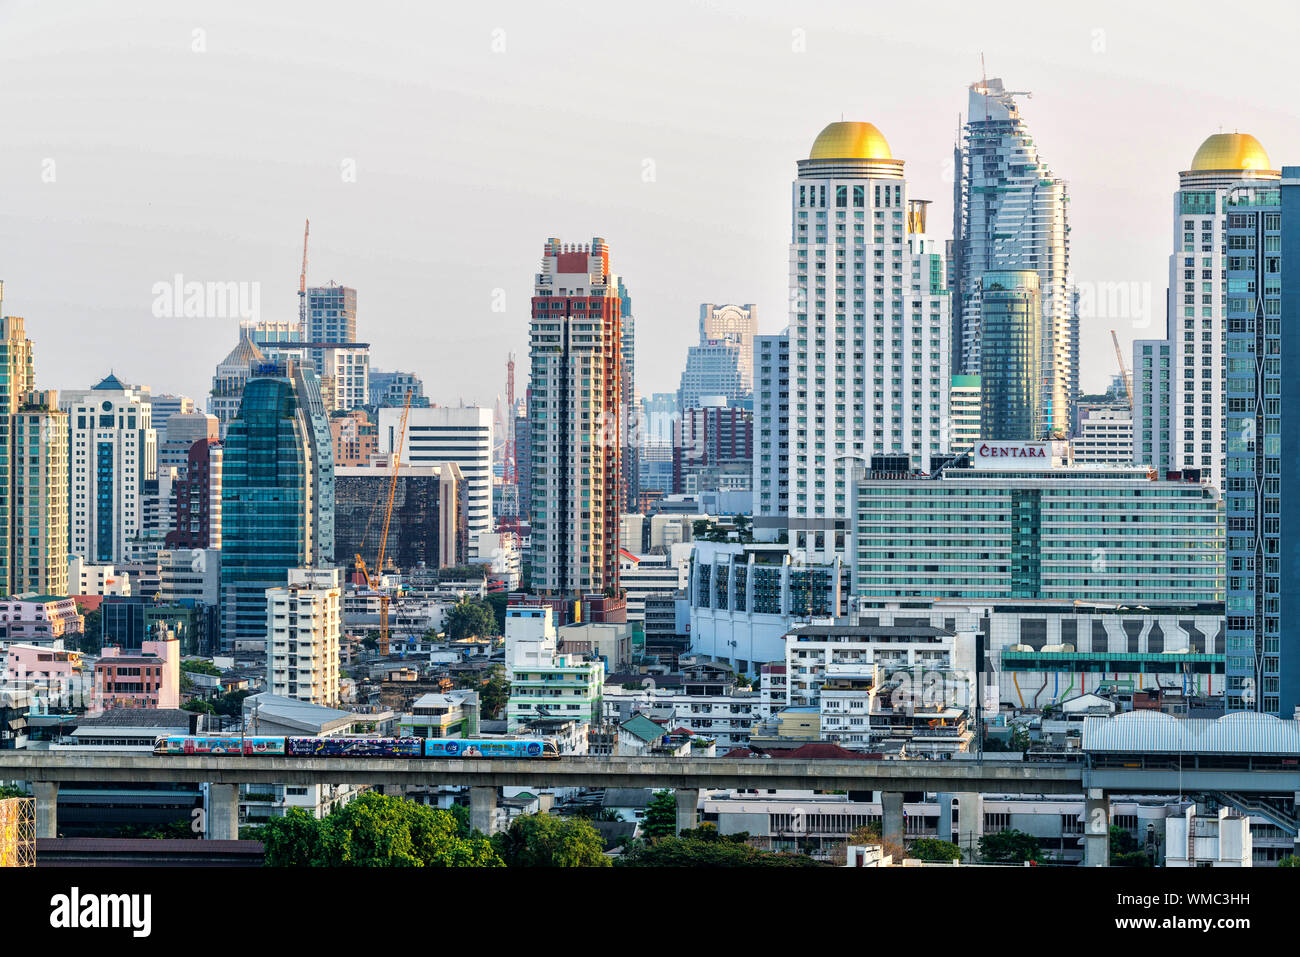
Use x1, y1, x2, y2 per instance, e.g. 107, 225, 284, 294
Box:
5, 752, 1298, 866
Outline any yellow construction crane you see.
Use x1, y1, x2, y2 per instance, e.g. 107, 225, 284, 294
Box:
1111, 329, 1134, 413
356, 390, 412, 656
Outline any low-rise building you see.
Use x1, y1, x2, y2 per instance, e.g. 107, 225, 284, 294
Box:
92, 638, 181, 712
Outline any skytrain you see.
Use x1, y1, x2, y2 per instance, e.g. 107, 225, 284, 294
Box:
152, 735, 561, 759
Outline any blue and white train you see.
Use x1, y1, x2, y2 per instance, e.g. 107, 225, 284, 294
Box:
153, 735, 560, 759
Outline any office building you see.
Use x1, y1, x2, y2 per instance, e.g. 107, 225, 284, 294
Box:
266, 567, 341, 707
674, 397, 753, 496
329, 408, 377, 467
334, 462, 467, 572
1074, 405, 1134, 466
700, 303, 759, 391
156, 412, 218, 474
677, 338, 747, 413
953, 77, 1073, 437
210, 331, 266, 433
978, 270, 1042, 440
369, 370, 429, 409
528, 237, 624, 597
851, 440, 1224, 605
164, 438, 222, 549
785, 120, 951, 562
64, 374, 157, 564
380, 406, 492, 542
220, 362, 334, 653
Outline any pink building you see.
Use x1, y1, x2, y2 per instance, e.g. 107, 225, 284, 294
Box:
3, 644, 83, 705
0, 597, 84, 643
92, 638, 180, 712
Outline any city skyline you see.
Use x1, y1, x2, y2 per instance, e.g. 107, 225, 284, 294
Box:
1, 1, 1298, 409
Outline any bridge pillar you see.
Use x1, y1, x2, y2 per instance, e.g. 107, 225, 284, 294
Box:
206, 783, 240, 840
955, 792, 983, 862
675, 788, 699, 834
1084, 789, 1109, 867
881, 791, 904, 849
470, 786, 497, 835
32, 781, 58, 838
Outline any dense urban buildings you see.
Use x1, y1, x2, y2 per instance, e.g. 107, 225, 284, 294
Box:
381, 406, 493, 542
953, 77, 1074, 438
528, 237, 624, 598
784, 120, 951, 562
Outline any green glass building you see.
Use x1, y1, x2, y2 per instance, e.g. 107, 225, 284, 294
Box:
220, 361, 334, 653
978, 270, 1041, 441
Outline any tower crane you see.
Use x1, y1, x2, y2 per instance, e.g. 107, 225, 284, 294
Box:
355, 389, 413, 656
298, 219, 310, 327
1111, 329, 1134, 413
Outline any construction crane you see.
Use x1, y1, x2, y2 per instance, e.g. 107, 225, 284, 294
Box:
355, 389, 413, 656
1111, 329, 1134, 412
298, 219, 310, 326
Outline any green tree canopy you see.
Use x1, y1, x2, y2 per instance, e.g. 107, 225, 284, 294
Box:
908, 838, 963, 862
643, 790, 678, 840
1110, 826, 1153, 867
445, 597, 498, 640
260, 792, 503, 867
617, 829, 829, 868
492, 813, 610, 867
978, 828, 1044, 865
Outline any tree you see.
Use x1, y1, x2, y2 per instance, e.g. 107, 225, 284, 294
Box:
978, 829, 1044, 865
1110, 826, 1153, 867
486, 592, 510, 635
908, 838, 962, 863
445, 597, 497, 640
617, 829, 830, 867
1279, 855, 1300, 868
183, 698, 215, 714
643, 790, 678, 839
261, 793, 503, 867
0, 784, 29, 799
492, 813, 610, 867
182, 660, 222, 676
455, 664, 509, 719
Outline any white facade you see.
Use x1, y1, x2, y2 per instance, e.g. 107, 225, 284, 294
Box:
618, 550, 687, 621
157, 548, 221, 605
948, 375, 981, 453
470, 531, 521, 589
1074, 405, 1134, 465
67, 557, 132, 596
381, 405, 493, 541
786, 122, 950, 563
266, 567, 342, 707
64, 378, 157, 563
1166, 806, 1253, 867
700, 303, 758, 392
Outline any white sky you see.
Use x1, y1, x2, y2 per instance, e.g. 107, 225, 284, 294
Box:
1, 0, 1297, 408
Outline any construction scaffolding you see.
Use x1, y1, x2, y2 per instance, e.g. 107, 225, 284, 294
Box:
0, 798, 35, 867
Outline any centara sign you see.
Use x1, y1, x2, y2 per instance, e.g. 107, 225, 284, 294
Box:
977, 443, 1046, 459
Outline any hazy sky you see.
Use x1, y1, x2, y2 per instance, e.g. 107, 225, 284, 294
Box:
2, 0, 1298, 409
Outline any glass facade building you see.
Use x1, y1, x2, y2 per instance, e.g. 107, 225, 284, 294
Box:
978, 270, 1041, 440
220, 362, 334, 653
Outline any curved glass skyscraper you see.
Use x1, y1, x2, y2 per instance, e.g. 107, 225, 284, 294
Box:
979, 270, 1041, 440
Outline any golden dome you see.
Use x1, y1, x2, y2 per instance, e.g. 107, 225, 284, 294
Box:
1189, 133, 1272, 172
809, 121, 893, 161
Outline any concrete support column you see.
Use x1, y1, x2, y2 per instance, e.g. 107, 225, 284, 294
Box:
470, 786, 497, 836
881, 791, 905, 849
206, 783, 240, 841
32, 781, 58, 839
1085, 788, 1110, 867
675, 788, 700, 834
955, 792, 983, 862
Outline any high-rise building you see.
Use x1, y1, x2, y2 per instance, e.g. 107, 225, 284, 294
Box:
700, 303, 759, 392
753, 332, 789, 541
334, 462, 468, 572
266, 567, 341, 706
1136, 132, 1281, 492
1074, 405, 1134, 466
948, 374, 981, 453
1222, 160, 1295, 715
165, 438, 223, 549
305, 283, 357, 346
786, 120, 951, 561
677, 338, 748, 412
978, 270, 1042, 440
210, 332, 266, 434
11, 389, 69, 597
329, 408, 377, 467
528, 237, 624, 597
156, 412, 218, 474
620, 279, 639, 513
380, 406, 493, 542
220, 361, 334, 653
674, 397, 753, 496
369, 370, 429, 409
954, 78, 1072, 438
64, 374, 157, 564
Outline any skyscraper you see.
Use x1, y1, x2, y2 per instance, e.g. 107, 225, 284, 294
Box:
954, 78, 1072, 438
1137, 133, 1280, 493
0, 302, 68, 597
210, 331, 266, 434
619, 279, 639, 513
753, 331, 789, 540
528, 237, 624, 597
380, 406, 493, 542
220, 361, 334, 653
677, 338, 748, 412
978, 270, 1042, 440
785, 120, 950, 561
64, 374, 157, 564
699, 303, 759, 392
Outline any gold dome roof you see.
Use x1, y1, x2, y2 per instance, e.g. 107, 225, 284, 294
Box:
1189, 133, 1272, 172
809, 121, 893, 161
